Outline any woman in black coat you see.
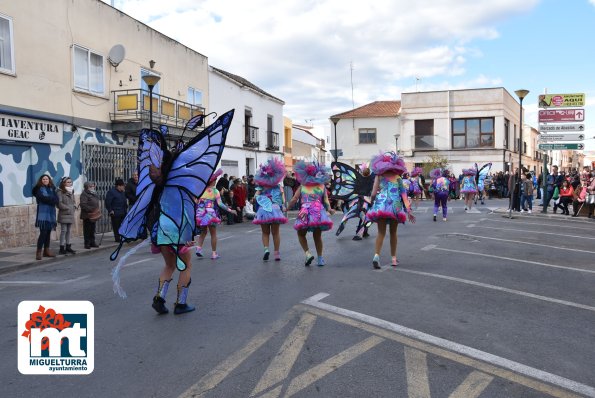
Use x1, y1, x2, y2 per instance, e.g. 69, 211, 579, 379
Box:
32, 174, 58, 260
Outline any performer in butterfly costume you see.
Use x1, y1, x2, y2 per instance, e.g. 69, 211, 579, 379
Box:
474, 162, 492, 206
253, 157, 288, 261
460, 167, 478, 212
110, 110, 234, 315
330, 161, 374, 241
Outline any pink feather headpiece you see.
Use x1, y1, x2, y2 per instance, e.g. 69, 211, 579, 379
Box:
463, 168, 476, 176
370, 151, 407, 175
429, 168, 442, 179
254, 158, 286, 187
209, 168, 223, 184
294, 160, 331, 186
411, 167, 423, 177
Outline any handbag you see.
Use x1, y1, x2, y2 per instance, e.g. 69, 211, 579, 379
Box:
88, 208, 102, 222
552, 186, 559, 200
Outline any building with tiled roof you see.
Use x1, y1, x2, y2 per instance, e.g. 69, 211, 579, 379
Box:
331, 101, 401, 119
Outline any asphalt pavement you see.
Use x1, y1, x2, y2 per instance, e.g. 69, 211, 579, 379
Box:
1, 198, 594, 398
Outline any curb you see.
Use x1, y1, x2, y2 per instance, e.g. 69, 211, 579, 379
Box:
0, 242, 120, 276
491, 208, 595, 223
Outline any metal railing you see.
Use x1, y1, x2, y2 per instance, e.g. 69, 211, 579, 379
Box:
110, 89, 206, 130
244, 125, 259, 148
267, 131, 279, 150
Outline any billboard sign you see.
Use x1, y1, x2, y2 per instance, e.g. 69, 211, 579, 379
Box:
538, 109, 584, 123
538, 93, 585, 108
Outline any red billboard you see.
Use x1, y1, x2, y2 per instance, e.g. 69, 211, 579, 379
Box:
538, 109, 584, 123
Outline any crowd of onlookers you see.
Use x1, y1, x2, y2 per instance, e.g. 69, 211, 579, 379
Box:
29, 164, 595, 260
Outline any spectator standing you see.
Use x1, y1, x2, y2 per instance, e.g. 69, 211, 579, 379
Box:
56, 177, 77, 254
105, 179, 128, 242
586, 171, 595, 218
247, 175, 257, 202
520, 173, 534, 213
543, 165, 564, 212
231, 178, 246, 223
125, 171, 139, 208
32, 174, 58, 260
79, 181, 101, 249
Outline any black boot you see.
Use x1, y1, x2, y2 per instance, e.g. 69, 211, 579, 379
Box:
59, 245, 67, 255
151, 279, 172, 314
65, 244, 76, 254
174, 279, 196, 315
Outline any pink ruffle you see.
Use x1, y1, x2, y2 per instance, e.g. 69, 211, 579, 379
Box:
197, 217, 222, 226
293, 220, 334, 231
253, 216, 288, 225
367, 210, 408, 224
150, 244, 192, 255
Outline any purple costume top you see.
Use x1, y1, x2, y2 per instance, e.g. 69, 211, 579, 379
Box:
293, 184, 333, 231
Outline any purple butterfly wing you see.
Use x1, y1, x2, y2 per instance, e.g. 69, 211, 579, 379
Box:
153, 109, 234, 270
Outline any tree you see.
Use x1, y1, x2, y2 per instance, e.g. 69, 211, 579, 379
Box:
421, 154, 449, 177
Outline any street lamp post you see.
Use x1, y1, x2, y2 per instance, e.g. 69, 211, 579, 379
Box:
514, 89, 529, 214
142, 74, 161, 132
330, 116, 340, 161
394, 133, 400, 154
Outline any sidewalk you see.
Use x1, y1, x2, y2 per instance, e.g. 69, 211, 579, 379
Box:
0, 233, 120, 275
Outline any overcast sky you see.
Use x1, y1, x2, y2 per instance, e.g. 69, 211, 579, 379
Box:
104, 0, 595, 150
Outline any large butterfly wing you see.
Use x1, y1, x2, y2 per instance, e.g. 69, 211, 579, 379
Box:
330, 162, 359, 201
154, 109, 234, 270
477, 163, 492, 191
110, 129, 163, 261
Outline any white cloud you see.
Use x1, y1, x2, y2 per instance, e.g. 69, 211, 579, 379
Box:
105, 0, 538, 126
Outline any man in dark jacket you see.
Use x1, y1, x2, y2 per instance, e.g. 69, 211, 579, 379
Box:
125, 171, 138, 208
105, 179, 128, 242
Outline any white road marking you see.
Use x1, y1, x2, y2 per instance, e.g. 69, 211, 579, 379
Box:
483, 217, 595, 231
471, 225, 595, 240
431, 246, 595, 275
246, 228, 260, 233
466, 224, 475, 227
218, 236, 234, 241
395, 268, 595, 312
123, 258, 153, 268
447, 233, 595, 255
0, 275, 90, 285
301, 293, 595, 397
448, 371, 494, 398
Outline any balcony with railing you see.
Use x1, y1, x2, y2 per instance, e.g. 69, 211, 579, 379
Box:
244, 125, 259, 148
266, 131, 279, 151
110, 89, 205, 135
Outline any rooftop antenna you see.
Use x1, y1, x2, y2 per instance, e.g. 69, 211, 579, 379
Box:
416, 77, 421, 92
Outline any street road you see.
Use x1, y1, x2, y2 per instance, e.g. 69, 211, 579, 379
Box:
1, 199, 594, 397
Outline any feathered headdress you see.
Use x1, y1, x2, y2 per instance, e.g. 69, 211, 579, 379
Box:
411, 167, 423, 177
254, 158, 286, 187
370, 151, 407, 175
209, 168, 223, 184
429, 168, 442, 179
294, 160, 331, 186
462, 168, 476, 176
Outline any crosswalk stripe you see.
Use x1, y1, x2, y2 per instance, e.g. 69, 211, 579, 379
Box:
448, 371, 494, 398
405, 347, 431, 398
283, 336, 384, 397
251, 313, 317, 396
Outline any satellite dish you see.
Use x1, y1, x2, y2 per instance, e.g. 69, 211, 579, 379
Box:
108, 44, 125, 67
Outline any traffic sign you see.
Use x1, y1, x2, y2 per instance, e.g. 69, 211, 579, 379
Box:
537, 133, 585, 142
538, 93, 585, 108
330, 149, 343, 158
539, 123, 584, 133
538, 143, 584, 150
538, 109, 584, 122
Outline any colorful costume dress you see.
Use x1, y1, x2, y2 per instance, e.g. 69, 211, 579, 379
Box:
366, 174, 411, 224
410, 175, 422, 195
253, 185, 288, 225
460, 175, 478, 194
294, 184, 334, 231
402, 177, 412, 196
431, 175, 450, 218
195, 187, 230, 227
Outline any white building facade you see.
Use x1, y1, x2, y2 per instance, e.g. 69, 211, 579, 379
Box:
330, 101, 401, 167
209, 67, 284, 178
